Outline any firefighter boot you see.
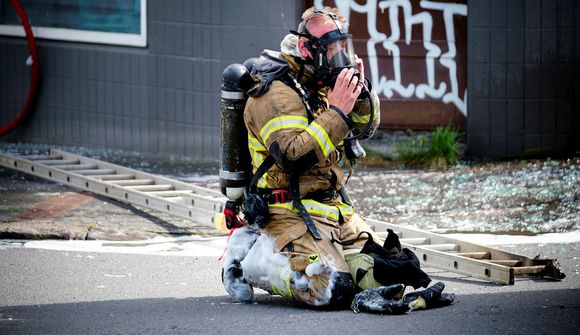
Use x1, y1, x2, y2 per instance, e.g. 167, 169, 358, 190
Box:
402, 281, 455, 311
351, 283, 410, 314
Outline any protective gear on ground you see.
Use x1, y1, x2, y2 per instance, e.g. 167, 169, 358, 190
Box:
402, 281, 456, 311
351, 283, 409, 314
344, 230, 432, 291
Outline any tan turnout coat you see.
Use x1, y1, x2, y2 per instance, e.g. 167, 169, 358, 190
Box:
243, 53, 381, 304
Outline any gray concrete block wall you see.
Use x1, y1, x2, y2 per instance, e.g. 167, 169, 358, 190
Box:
467, 0, 579, 158
0, 0, 300, 160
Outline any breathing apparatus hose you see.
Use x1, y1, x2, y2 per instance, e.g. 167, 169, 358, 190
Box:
0, 0, 40, 137
343, 81, 375, 141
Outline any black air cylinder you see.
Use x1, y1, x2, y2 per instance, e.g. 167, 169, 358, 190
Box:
219, 63, 254, 200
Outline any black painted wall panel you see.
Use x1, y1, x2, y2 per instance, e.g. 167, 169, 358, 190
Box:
467, 0, 579, 157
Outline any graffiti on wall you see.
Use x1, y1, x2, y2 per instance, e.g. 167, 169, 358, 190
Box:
315, 0, 468, 116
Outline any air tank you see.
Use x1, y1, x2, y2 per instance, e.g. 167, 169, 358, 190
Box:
219, 62, 255, 200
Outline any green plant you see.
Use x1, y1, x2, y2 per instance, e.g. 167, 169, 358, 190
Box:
395, 127, 460, 168
395, 134, 429, 166
428, 127, 459, 165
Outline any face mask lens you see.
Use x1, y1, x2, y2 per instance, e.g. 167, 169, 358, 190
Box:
326, 38, 355, 68
330, 50, 351, 68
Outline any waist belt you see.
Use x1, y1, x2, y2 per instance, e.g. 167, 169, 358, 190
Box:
305, 189, 337, 202
258, 184, 351, 241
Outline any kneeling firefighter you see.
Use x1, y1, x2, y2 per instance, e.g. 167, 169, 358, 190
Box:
219, 6, 454, 313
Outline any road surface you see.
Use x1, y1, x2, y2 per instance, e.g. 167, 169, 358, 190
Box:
0, 241, 578, 334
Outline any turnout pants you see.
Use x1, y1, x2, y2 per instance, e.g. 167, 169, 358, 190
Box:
222, 203, 380, 308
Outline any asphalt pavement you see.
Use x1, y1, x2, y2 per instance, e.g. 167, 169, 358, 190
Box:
0, 245, 578, 335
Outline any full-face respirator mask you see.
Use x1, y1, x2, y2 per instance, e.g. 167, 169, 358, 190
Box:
290, 10, 375, 148
291, 11, 359, 88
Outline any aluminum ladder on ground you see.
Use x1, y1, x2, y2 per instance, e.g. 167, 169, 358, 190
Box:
0, 149, 565, 285
370, 219, 565, 285
0, 149, 227, 227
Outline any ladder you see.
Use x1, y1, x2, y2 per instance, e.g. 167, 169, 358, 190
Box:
370, 219, 565, 285
0, 149, 227, 227
0, 149, 565, 285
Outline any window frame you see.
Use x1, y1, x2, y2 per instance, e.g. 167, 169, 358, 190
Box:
0, 0, 147, 47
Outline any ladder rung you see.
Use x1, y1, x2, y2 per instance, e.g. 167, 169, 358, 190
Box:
181, 193, 226, 212
165, 197, 185, 203
423, 243, 459, 251
93, 174, 135, 181
22, 155, 63, 160
456, 252, 491, 259
126, 184, 174, 192
513, 266, 546, 275
109, 179, 154, 186
57, 164, 98, 170
489, 260, 521, 266
75, 169, 117, 175
35, 159, 80, 165
147, 190, 193, 197
401, 237, 430, 245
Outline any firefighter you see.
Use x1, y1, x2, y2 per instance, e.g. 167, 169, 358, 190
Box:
221, 6, 454, 313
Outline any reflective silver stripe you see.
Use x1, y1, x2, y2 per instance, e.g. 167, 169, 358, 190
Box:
219, 170, 249, 180
221, 90, 246, 100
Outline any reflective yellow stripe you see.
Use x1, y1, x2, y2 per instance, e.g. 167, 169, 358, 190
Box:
269, 199, 341, 221
270, 273, 292, 299
252, 154, 268, 188
257, 172, 268, 188
248, 135, 269, 188
305, 121, 335, 157
248, 135, 266, 151
261, 116, 309, 142
350, 113, 370, 124
251, 150, 263, 168
260, 116, 335, 157
337, 203, 355, 216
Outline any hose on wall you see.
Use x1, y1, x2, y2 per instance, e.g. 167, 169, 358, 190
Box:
0, 0, 40, 136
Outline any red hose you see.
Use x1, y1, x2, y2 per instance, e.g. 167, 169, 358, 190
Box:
0, 0, 40, 136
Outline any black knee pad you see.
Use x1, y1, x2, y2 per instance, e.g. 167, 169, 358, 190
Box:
328, 272, 356, 309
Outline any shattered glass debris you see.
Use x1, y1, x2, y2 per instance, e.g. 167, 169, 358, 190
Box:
348, 159, 579, 234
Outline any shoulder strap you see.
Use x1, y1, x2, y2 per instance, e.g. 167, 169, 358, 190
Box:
289, 174, 322, 240
280, 73, 316, 122
249, 155, 275, 193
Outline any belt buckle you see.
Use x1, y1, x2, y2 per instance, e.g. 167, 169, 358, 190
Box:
271, 189, 290, 203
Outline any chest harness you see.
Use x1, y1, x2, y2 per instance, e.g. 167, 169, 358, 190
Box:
242, 71, 356, 240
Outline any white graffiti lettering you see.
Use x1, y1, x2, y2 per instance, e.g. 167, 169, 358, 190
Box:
315, 0, 468, 115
